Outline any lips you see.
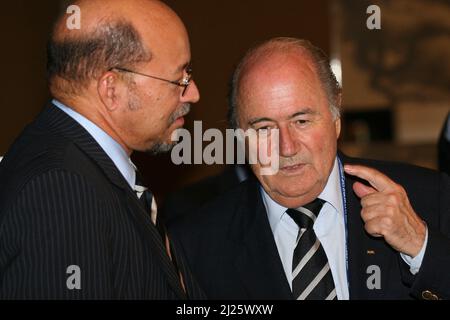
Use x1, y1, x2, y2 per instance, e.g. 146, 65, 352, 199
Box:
279, 163, 306, 175
281, 163, 303, 170
170, 103, 191, 126
170, 111, 189, 127
175, 116, 185, 126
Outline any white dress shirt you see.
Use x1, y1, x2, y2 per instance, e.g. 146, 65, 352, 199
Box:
262, 157, 427, 300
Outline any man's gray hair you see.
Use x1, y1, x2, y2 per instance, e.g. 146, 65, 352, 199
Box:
47, 19, 151, 97
228, 37, 341, 128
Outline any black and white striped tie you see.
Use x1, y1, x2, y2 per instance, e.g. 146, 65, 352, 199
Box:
134, 171, 186, 293
286, 199, 337, 300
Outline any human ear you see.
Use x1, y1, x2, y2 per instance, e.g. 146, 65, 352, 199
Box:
97, 71, 122, 111
335, 117, 341, 138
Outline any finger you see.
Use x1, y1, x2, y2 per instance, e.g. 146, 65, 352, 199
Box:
360, 204, 386, 223
344, 164, 394, 192
360, 192, 386, 208
353, 181, 377, 199
363, 218, 385, 238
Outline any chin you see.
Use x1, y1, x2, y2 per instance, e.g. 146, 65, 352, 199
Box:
264, 175, 324, 206
274, 185, 322, 208
279, 184, 315, 199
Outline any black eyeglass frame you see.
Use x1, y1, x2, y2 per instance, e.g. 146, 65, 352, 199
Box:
110, 65, 193, 96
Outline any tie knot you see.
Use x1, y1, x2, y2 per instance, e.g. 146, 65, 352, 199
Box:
134, 170, 146, 188
286, 198, 325, 229
134, 170, 151, 202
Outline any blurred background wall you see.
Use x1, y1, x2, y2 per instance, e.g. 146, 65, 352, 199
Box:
0, 0, 448, 204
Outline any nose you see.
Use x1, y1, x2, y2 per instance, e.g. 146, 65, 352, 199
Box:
181, 80, 200, 103
279, 126, 298, 157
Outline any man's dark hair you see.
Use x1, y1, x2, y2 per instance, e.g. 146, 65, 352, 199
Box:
228, 37, 342, 129
47, 19, 151, 96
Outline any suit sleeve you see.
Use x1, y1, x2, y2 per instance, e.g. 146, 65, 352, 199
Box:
407, 173, 450, 300
0, 169, 113, 299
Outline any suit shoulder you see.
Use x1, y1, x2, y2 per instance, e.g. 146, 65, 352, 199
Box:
170, 178, 253, 234
1, 132, 81, 181
344, 155, 443, 185
0, 128, 97, 210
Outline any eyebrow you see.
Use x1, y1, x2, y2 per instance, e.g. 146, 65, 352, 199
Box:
248, 117, 275, 126
289, 108, 317, 119
248, 108, 318, 126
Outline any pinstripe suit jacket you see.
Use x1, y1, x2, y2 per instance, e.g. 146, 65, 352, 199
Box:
0, 103, 204, 299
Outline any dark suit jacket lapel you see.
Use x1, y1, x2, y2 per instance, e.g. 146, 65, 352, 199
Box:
340, 154, 399, 299
40, 103, 186, 299
232, 177, 293, 299
169, 232, 206, 299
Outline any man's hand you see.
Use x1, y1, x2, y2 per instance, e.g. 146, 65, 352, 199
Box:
344, 164, 427, 257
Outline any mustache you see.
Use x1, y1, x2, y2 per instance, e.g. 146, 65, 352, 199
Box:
279, 154, 308, 168
169, 103, 191, 125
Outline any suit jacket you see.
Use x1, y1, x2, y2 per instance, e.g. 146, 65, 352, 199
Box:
163, 165, 250, 227
170, 154, 450, 300
0, 103, 204, 299
438, 113, 450, 176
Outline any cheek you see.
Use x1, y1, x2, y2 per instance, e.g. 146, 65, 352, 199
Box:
139, 93, 172, 127
305, 127, 338, 170
304, 123, 336, 149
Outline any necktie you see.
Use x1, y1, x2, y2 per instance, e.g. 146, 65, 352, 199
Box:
135, 173, 167, 240
286, 199, 337, 300
134, 171, 186, 292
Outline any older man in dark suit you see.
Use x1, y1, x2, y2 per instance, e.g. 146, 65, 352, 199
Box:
0, 0, 203, 299
170, 38, 450, 300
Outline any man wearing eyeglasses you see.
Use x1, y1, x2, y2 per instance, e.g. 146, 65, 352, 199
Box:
0, 0, 202, 299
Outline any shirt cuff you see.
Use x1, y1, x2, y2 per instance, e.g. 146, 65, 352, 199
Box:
400, 227, 428, 275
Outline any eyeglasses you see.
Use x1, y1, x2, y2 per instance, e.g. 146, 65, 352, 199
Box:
110, 65, 193, 96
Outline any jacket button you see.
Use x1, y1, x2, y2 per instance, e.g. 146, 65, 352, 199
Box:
422, 290, 439, 300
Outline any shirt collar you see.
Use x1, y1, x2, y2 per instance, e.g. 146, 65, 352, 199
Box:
262, 157, 343, 232
318, 157, 343, 215
52, 99, 136, 189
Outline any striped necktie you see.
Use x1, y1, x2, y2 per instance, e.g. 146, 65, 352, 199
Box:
134, 172, 186, 293
286, 199, 337, 300
134, 173, 164, 239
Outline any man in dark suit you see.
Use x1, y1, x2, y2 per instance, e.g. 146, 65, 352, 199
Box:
438, 113, 450, 175
0, 0, 203, 299
171, 38, 450, 300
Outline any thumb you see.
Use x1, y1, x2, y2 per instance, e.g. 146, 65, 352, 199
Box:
353, 181, 377, 198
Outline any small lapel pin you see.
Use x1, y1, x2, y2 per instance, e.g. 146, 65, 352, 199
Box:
367, 250, 376, 255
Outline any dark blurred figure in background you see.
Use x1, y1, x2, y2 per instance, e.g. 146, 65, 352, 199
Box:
438, 112, 450, 175
163, 164, 250, 226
